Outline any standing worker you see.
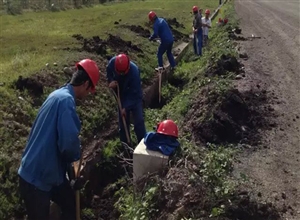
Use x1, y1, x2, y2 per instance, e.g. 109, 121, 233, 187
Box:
18, 59, 100, 220
106, 53, 146, 145
202, 9, 212, 46
148, 11, 176, 71
192, 6, 203, 56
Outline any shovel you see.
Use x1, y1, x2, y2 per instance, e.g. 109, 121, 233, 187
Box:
158, 69, 162, 103
110, 83, 131, 147
73, 149, 83, 220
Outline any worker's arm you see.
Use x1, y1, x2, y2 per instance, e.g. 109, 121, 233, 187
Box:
149, 21, 159, 41
57, 98, 81, 163
207, 19, 212, 28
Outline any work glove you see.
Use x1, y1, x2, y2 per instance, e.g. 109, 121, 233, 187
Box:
148, 37, 153, 41
70, 176, 85, 191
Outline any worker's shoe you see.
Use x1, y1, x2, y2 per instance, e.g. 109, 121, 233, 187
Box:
170, 66, 176, 71
155, 67, 164, 72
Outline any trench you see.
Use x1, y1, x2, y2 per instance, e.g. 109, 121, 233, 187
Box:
76, 2, 229, 218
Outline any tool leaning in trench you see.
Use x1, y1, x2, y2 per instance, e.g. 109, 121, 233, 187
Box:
158, 68, 163, 103
73, 149, 83, 220
110, 83, 132, 148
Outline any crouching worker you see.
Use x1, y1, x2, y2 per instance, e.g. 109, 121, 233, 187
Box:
106, 53, 146, 145
144, 119, 180, 156
18, 59, 100, 220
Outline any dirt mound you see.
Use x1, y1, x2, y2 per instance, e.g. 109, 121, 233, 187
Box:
166, 18, 185, 29
106, 34, 143, 53
223, 192, 281, 220
72, 34, 143, 56
14, 73, 60, 97
184, 88, 274, 145
206, 54, 242, 77
120, 24, 150, 38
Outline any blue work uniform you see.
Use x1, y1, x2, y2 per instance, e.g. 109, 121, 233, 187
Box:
18, 83, 81, 219
193, 12, 203, 56
106, 57, 146, 144
149, 17, 176, 68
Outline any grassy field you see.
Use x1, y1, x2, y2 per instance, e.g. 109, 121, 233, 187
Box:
0, 0, 218, 82
0, 0, 221, 218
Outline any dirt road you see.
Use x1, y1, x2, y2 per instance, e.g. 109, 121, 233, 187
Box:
234, 0, 300, 219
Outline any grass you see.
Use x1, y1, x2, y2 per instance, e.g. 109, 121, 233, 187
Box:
0, 0, 218, 82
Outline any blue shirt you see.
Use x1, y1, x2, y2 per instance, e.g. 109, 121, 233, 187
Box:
150, 17, 174, 44
18, 83, 81, 191
106, 57, 143, 109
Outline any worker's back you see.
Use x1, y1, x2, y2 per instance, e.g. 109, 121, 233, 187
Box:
154, 17, 174, 43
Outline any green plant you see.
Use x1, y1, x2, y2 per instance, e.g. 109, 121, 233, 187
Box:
114, 185, 159, 220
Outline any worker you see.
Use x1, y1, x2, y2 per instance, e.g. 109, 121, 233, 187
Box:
106, 53, 146, 145
202, 9, 212, 46
192, 6, 203, 56
148, 11, 176, 71
144, 119, 180, 156
18, 59, 100, 220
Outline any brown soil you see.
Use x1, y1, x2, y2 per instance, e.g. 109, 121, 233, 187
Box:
120, 24, 151, 38
205, 54, 242, 77
72, 34, 144, 57
184, 86, 275, 146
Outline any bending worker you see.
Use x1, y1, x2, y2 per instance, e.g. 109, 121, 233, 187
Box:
192, 6, 203, 56
18, 59, 100, 220
106, 53, 146, 145
148, 11, 176, 71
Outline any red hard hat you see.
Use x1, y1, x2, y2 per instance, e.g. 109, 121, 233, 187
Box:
115, 53, 130, 75
205, 9, 210, 14
157, 119, 178, 138
76, 59, 100, 93
192, 6, 198, 12
148, 11, 157, 21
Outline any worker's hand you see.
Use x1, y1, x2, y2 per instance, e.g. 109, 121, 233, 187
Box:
121, 108, 126, 117
109, 81, 118, 89
70, 176, 85, 191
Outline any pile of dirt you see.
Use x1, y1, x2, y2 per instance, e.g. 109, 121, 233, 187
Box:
72, 34, 144, 57
152, 164, 280, 220
14, 73, 60, 97
120, 24, 151, 38
223, 192, 281, 220
166, 18, 185, 29
184, 87, 275, 145
206, 54, 242, 77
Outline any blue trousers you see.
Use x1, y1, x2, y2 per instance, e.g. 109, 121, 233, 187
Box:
157, 41, 176, 68
118, 102, 146, 144
193, 29, 203, 56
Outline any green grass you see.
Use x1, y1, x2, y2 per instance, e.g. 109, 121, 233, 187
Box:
0, 0, 218, 82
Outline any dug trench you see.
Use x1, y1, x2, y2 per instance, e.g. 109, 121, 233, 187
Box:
10, 24, 280, 219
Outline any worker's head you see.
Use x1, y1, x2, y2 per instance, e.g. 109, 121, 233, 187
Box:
114, 53, 130, 75
156, 119, 178, 138
205, 9, 210, 18
148, 11, 157, 23
192, 6, 198, 14
70, 59, 100, 99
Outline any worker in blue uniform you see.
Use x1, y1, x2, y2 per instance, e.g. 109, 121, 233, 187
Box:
18, 59, 100, 220
148, 11, 176, 71
106, 53, 146, 145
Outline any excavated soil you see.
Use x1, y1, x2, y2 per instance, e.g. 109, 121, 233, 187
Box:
205, 54, 242, 77
72, 34, 143, 58
184, 87, 275, 145
120, 24, 151, 38
152, 163, 280, 220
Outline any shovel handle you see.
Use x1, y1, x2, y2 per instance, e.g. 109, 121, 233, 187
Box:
110, 84, 131, 146
158, 71, 162, 103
